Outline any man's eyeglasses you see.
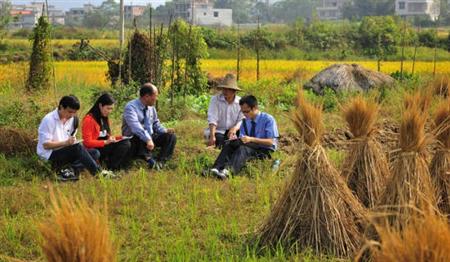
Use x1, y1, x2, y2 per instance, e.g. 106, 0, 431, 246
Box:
241, 110, 251, 114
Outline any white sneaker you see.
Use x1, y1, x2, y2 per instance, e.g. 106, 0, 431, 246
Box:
210, 168, 227, 180
99, 170, 118, 179
221, 169, 230, 178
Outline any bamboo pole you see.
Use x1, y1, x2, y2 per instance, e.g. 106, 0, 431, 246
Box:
256, 16, 260, 81
236, 22, 241, 81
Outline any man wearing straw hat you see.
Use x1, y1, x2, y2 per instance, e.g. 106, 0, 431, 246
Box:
205, 73, 244, 148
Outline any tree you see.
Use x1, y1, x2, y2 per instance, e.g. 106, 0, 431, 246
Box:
0, 0, 11, 38
343, 0, 394, 20
271, 0, 314, 23
82, 0, 119, 29
358, 16, 401, 70
213, 0, 256, 23
27, 15, 52, 90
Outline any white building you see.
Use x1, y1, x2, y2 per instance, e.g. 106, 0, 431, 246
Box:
395, 0, 440, 21
316, 0, 348, 20
9, 2, 64, 28
192, 4, 232, 26
175, 0, 232, 27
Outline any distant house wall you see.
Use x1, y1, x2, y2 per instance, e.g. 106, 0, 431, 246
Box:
316, 0, 348, 20
395, 0, 440, 20
193, 7, 232, 27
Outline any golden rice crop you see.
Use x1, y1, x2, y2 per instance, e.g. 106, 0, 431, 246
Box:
2, 60, 450, 87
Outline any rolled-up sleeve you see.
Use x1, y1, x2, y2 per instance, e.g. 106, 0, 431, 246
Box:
152, 107, 166, 134
207, 96, 219, 126
123, 104, 151, 143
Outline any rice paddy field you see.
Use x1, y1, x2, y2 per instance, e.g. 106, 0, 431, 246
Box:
0, 58, 449, 261
1, 60, 449, 86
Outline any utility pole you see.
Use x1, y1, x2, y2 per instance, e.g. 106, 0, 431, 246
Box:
118, 0, 125, 85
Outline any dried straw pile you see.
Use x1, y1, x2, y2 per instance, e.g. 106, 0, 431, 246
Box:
359, 211, 450, 262
39, 189, 116, 262
257, 92, 366, 258
432, 75, 449, 98
341, 97, 390, 208
430, 101, 450, 216
378, 93, 436, 226
0, 127, 37, 156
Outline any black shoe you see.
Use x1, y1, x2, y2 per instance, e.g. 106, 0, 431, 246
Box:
57, 168, 79, 182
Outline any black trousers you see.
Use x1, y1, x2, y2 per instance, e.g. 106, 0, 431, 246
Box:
212, 142, 271, 174
214, 130, 240, 148
97, 139, 131, 170
48, 143, 100, 176
130, 133, 177, 162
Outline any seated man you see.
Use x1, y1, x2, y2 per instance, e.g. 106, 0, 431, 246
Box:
122, 83, 176, 169
37, 95, 107, 181
210, 95, 279, 179
206, 73, 243, 148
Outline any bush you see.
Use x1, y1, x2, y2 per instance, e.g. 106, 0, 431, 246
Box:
418, 29, 438, 48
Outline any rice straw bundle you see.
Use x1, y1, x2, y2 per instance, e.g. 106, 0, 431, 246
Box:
357, 211, 450, 262
430, 101, 450, 216
341, 97, 390, 208
432, 75, 449, 98
404, 90, 432, 113
39, 188, 116, 262
378, 95, 436, 226
257, 91, 366, 258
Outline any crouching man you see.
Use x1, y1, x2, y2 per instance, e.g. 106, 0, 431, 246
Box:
37, 95, 112, 181
210, 95, 279, 179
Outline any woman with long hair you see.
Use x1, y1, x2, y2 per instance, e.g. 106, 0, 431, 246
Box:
82, 93, 131, 170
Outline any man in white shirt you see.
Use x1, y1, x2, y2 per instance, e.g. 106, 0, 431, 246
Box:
37, 95, 103, 181
206, 73, 244, 148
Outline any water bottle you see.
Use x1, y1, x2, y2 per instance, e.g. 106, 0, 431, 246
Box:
272, 159, 281, 172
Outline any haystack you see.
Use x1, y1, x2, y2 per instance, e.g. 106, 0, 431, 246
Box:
430, 101, 450, 216
341, 97, 390, 208
378, 94, 437, 226
40, 189, 116, 262
304, 64, 395, 95
0, 127, 36, 156
358, 211, 450, 262
257, 92, 366, 258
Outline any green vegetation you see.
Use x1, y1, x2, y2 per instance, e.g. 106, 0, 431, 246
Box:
0, 61, 443, 260
27, 15, 52, 90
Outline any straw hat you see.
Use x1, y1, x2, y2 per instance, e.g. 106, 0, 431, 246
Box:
217, 73, 241, 91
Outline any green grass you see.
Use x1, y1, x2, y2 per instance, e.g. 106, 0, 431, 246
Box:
0, 78, 346, 261
0, 70, 441, 261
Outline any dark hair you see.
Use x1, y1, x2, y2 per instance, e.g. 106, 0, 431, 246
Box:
87, 93, 115, 134
59, 95, 80, 110
239, 95, 258, 108
140, 83, 156, 97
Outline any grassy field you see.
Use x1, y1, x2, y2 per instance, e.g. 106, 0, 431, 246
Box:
0, 59, 446, 261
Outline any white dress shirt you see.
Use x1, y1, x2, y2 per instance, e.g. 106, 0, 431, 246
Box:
37, 109, 75, 160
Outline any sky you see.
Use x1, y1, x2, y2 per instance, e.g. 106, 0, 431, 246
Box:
11, 0, 167, 11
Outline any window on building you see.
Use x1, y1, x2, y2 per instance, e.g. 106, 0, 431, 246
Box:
204, 12, 207, 16
214, 11, 219, 17
398, 2, 405, 10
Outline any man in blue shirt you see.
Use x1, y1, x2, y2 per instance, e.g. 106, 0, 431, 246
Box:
122, 83, 176, 169
210, 95, 279, 179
